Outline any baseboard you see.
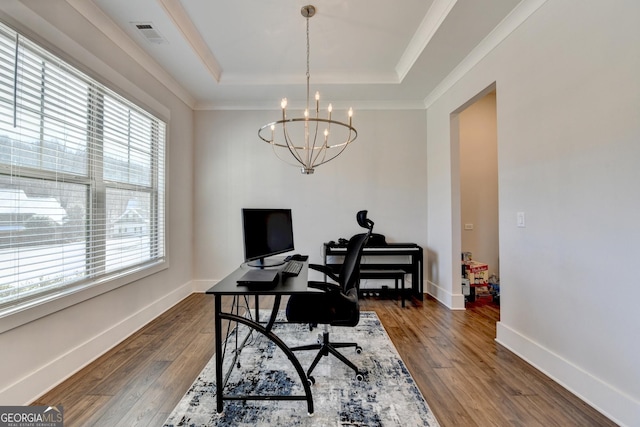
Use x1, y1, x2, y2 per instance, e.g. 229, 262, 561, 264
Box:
4, 280, 193, 405
496, 322, 637, 427
192, 279, 218, 293
425, 280, 466, 310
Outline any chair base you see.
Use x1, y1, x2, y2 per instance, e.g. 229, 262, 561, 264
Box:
290, 330, 363, 382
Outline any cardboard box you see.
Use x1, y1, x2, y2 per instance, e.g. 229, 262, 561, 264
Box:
463, 261, 489, 286
466, 261, 489, 273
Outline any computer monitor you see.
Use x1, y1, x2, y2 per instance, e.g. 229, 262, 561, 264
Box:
242, 208, 294, 267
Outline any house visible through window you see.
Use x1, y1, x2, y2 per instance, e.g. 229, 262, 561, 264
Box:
0, 21, 166, 314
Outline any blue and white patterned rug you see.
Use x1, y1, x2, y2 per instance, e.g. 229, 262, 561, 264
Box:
164, 311, 439, 426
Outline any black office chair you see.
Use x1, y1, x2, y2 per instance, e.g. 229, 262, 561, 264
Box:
286, 210, 374, 384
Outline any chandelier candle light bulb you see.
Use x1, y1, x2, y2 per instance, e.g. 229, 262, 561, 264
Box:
258, 4, 357, 174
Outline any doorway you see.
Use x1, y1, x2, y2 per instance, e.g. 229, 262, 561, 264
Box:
455, 88, 499, 307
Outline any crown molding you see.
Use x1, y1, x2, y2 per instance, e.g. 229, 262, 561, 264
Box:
217, 71, 401, 86
396, 0, 459, 82
156, 0, 222, 83
194, 99, 427, 111
65, 0, 196, 109
63, 0, 548, 113
423, 0, 548, 108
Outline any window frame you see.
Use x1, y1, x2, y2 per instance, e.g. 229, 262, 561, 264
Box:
0, 20, 168, 332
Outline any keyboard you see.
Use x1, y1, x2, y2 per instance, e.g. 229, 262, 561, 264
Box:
282, 260, 303, 276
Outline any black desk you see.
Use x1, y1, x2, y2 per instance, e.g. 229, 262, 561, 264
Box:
205, 260, 315, 415
324, 243, 424, 301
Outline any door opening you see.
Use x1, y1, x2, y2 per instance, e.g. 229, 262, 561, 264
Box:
454, 88, 499, 308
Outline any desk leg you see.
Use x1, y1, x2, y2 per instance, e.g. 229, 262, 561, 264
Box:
219, 312, 314, 415
251, 295, 280, 331
214, 295, 223, 414
255, 295, 259, 321
265, 295, 281, 333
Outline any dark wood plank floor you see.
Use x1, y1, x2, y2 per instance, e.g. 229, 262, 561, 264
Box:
33, 294, 616, 426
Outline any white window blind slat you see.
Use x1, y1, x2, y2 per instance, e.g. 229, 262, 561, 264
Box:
0, 21, 166, 313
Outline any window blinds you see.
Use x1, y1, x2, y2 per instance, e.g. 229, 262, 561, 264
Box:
0, 21, 166, 313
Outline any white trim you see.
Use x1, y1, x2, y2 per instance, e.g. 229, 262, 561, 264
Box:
425, 280, 466, 310
0, 262, 168, 334
0, 280, 193, 405
157, 0, 222, 83
64, 0, 195, 110
191, 279, 218, 293
396, 0, 459, 81
194, 99, 428, 111
496, 322, 638, 427
0, 5, 171, 335
423, 0, 548, 108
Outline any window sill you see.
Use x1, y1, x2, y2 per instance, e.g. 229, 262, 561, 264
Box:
0, 260, 167, 334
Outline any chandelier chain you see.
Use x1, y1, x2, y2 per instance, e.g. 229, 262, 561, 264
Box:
306, 15, 311, 110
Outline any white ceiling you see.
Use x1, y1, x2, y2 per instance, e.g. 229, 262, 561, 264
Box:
70, 0, 523, 110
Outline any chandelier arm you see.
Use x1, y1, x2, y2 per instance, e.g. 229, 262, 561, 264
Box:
308, 108, 324, 166
316, 119, 357, 149
313, 145, 328, 169
271, 142, 307, 167
260, 118, 356, 148
257, 5, 357, 174
282, 121, 306, 167
310, 131, 327, 166
309, 118, 323, 166
326, 135, 357, 149
325, 125, 357, 149
311, 139, 351, 168
304, 119, 311, 167
313, 127, 357, 167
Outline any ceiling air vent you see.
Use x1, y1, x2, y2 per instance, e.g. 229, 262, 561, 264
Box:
132, 22, 168, 45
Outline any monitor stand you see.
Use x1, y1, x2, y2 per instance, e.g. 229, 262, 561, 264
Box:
247, 257, 285, 268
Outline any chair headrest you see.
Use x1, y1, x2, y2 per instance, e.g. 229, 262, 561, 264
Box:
356, 210, 374, 231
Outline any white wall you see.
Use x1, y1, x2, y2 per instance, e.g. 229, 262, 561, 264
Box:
426, 0, 640, 425
193, 109, 428, 286
0, 1, 194, 404
2, 1, 637, 424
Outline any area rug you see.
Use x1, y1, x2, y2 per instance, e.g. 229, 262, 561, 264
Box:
164, 311, 439, 426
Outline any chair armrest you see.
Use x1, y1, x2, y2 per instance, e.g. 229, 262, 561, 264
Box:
308, 264, 340, 282
308, 280, 342, 293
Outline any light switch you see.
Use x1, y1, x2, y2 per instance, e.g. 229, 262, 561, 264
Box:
517, 212, 526, 227
464, 224, 474, 230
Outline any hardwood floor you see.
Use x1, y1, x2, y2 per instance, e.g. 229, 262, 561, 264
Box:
33, 294, 616, 426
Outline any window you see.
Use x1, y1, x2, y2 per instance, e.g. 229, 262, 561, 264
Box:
0, 21, 166, 315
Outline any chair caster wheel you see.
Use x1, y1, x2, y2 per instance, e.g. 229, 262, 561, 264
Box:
307, 376, 315, 386
355, 373, 364, 381
355, 346, 362, 354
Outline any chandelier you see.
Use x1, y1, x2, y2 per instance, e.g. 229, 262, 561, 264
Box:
258, 5, 357, 174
